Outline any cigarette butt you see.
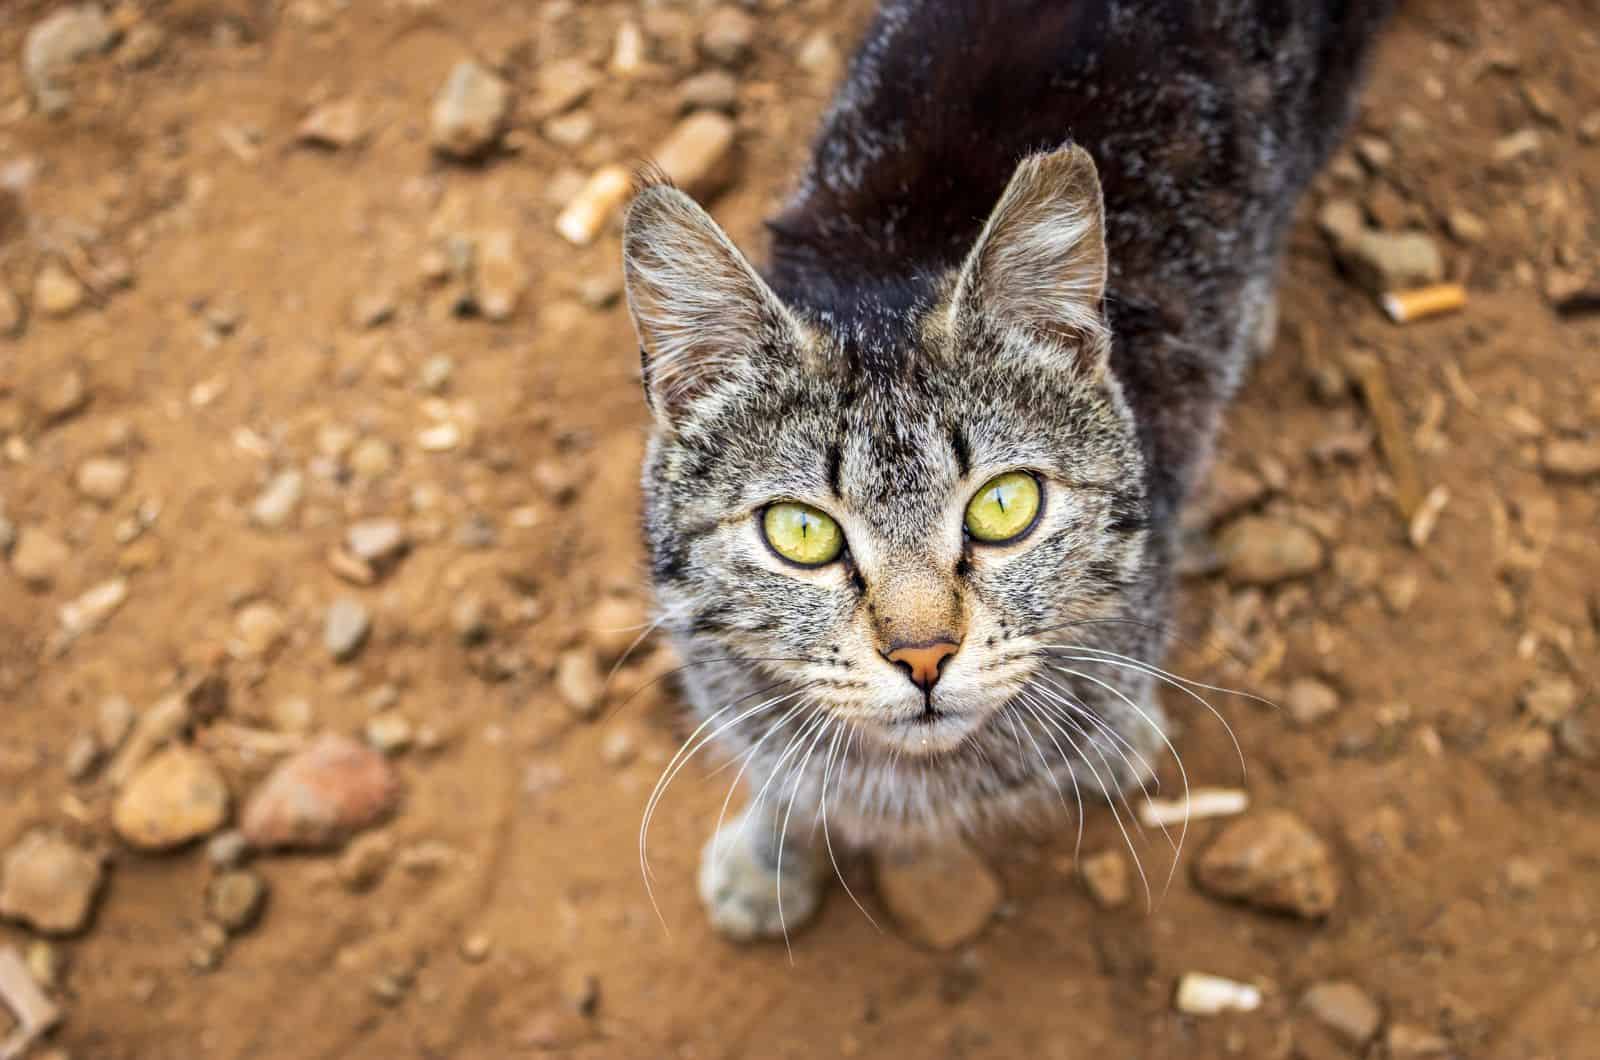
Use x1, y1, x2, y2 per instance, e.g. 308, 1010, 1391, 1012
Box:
652, 111, 737, 198
1175, 972, 1263, 1015
1382, 283, 1467, 323
555, 165, 634, 247
1138, 788, 1250, 828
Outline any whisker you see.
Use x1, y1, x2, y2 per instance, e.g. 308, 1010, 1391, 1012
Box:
709, 698, 816, 870
1019, 691, 1152, 912
1041, 661, 1194, 895
1010, 699, 1086, 861
820, 723, 880, 932
603, 654, 818, 722
777, 714, 834, 963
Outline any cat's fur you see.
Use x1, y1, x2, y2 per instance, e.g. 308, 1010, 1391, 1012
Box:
623, 0, 1393, 939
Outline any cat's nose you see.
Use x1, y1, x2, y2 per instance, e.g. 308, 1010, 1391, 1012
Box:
884, 639, 960, 692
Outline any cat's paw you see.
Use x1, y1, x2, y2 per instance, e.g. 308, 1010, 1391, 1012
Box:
697, 811, 825, 942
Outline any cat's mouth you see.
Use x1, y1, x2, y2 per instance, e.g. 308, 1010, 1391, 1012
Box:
870, 702, 985, 754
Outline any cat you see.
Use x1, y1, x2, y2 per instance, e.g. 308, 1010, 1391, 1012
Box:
622, 0, 1395, 940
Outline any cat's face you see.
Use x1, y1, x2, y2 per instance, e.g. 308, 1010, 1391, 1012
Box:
625, 147, 1150, 759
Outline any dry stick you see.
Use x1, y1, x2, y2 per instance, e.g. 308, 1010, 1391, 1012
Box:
1345, 349, 1426, 524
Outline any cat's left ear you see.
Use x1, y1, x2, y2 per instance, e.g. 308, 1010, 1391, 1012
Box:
622, 179, 806, 423
950, 144, 1110, 374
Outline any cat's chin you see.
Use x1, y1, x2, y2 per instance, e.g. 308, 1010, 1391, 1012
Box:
858, 708, 985, 757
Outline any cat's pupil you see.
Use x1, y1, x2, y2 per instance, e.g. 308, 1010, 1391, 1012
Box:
992, 489, 1006, 513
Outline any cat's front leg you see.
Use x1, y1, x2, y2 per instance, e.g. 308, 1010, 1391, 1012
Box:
697, 797, 828, 941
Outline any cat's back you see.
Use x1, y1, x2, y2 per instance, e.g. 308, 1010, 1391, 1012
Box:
767, 0, 1394, 314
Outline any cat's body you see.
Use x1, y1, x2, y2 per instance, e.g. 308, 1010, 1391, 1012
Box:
624, 0, 1394, 939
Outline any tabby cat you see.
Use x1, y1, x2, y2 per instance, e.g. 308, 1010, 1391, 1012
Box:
622, 0, 1393, 939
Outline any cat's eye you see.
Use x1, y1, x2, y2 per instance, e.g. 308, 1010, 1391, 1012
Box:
964, 471, 1042, 544
762, 502, 845, 566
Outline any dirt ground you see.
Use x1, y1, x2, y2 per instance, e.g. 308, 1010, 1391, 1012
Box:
1, 1, 1598, 1057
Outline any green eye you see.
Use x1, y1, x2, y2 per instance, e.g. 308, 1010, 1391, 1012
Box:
964, 471, 1042, 543
762, 502, 845, 566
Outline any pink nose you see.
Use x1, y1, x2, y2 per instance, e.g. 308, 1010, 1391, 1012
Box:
884, 640, 960, 691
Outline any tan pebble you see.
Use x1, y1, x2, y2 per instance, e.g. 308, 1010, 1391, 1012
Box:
1522, 677, 1579, 725
74, 456, 131, 503
207, 870, 267, 934
0, 829, 105, 935
1285, 677, 1341, 727
1541, 438, 1600, 480
474, 230, 527, 322
873, 839, 1002, 950
1302, 980, 1382, 1047
234, 602, 288, 659
699, 5, 755, 65
1215, 516, 1325, 585
112, 746, 230, 851
33, 262, 85, 317
1078, 849, 1130, 909
555, 648, 606, 720
586, 595, 649, 664
337, 831, 394, 892
1193, 809, 1339, 918
431, 60, 509, 158
1385, 1024, 1450, 1058
10, 528, 71, 588
297, 98, 364, 148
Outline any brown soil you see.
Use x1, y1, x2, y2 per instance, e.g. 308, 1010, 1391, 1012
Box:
2, 1, 1599, 1058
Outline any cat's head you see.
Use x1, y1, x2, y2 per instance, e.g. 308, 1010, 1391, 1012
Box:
622, 146, 1150, 757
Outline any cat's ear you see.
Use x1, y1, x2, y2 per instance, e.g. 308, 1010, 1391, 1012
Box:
950, 144, 1110, 372
622, 179, 804, 422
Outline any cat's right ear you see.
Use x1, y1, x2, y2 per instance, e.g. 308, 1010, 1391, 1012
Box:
622, 179, 804, 423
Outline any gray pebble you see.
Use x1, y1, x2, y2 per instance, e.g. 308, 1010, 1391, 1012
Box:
324, 597, 372, 661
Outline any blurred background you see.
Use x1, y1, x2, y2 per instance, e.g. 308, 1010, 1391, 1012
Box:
0, 1, 1597, 1057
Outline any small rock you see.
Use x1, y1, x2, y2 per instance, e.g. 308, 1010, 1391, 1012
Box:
241, 735, 401, 850
59, 577, 128, 637
207, 870, 266, 934
1380, 572, 1420, 615
541, 110, 594, 147
349, 438, 395, 478
33, 262, 86, 317
431, 60, 510, 158
112, 746, 230, 851
1353, 134, 1393, 171
451, 594, 491, 645
74, 456, 131, 503
40, 369, 89, 422
1522, 677, 1579, 725
1446, 209, 1486, 244
873, 839, 1003, 950
365, 713, 413, 755
419, 355, 454, 393
1215, 517, 1325, 585
797, 31, 842, 85
473, 230, 527, 322
677, 70, 738, 112
324, 597, 372, 661
1194, 810, 1339, 919
250, 470, 305, 529
460, 932, 492, 963
297, 98, 364, 148
1339, 229, 1443, 295
1540, 438, 1600, 480
24, 5, 116, 116
1503, 855, 1546, 895
337, 831, 393, 891
1285, 677, 1341, 727
1302, 980, 1382, 1048
234, 601, 288, 659
1492, 128, 1541, 164
1078, 849, 1130, 909
65, 732, 100, 780
269, 697, 314, 734
205, 830, 249, 869
699, 6, 755, 65
345, 519, 406, 565
587, 595, 649, 664
417, 421, 461, 452
599, 726, 638, 767
10, 528, 71, 588
555, 648, 605, 720
1385, 1024, 1451, 1057
0, 830, 105, 935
